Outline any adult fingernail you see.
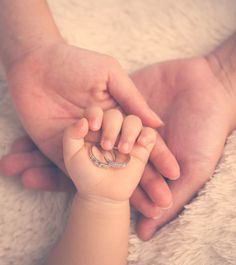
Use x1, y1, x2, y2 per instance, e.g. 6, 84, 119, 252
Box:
159, 119, 165, 126
152, 209, 163, 220
151, 112, 164, 127
161, 201, 173, 210
142, 223, 159, 240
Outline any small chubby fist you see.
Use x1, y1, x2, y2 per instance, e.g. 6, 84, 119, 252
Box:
63, 106, 156, 202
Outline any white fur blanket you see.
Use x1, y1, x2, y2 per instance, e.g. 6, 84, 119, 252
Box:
0, 1, 236, 264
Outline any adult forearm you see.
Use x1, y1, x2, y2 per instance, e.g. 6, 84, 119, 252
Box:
0, 0, 63, 71
46, 195, 129, 265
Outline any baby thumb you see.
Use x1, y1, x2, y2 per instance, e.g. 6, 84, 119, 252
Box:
63, 118, 89, 164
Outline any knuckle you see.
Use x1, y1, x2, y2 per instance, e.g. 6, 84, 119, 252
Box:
102, 127, 120, 139
148, 128, 157, 141
142, 127, 157, 142
92, 105, 103, 113
87, 106, 103, 116
106, 108, 123, 119
137, 200, 160, 218
126, 115, 142, 125
144, 127, 155, 134
103, 131, 116, 139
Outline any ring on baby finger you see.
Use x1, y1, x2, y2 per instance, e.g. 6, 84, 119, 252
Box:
103, 147, 130, 168
89, 145, 110, 168
88, 144, 130, 168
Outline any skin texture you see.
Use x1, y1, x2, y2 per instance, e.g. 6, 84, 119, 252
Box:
0, 0, 235, 241
63, 109, 157, 201
0, 0, 179, 212
46, 108, 156, 265
131, 55, 236, 239
4, 42, 179, 211
6, 42, 165, 170
2, 53, 236, 241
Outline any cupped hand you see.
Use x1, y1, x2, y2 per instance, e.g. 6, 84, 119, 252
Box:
130, 56, 236, 239
1, 41, 179, 209
5, 41, 163, 172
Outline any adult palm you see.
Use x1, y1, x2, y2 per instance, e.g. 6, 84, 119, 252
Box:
6, 42, 161, 172
131, 56, 236, 240
1, 54, 235, 240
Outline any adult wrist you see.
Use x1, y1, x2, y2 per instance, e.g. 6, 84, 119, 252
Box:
1, 37, 65, 74
206, 33, 236, 95
0, 0, 65, 72
205, 33, 236, 130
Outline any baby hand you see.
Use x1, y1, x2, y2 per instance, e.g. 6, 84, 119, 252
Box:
63, 107, 156, 202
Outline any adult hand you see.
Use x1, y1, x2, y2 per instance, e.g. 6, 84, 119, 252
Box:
0, 136, 74, 191
5, 41, 165, 172
130, 55, 236, 240
2, 54, 235, 236
3, 50, 235, 241
1, 42, 179, 205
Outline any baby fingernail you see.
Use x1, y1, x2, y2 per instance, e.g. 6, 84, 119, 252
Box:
75, 118, 85, 129
102, 139, 112, 150
91, 119, 100, 130
138, 136, 147, 145
120, 142, 130, 153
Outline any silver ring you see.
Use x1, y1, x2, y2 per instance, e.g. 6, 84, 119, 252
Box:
88, 144, 130, 168
89, 145, 110, 168
104, 147, 130, 168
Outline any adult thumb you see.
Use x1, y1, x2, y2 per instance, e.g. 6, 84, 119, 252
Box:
108, 68, 163, 128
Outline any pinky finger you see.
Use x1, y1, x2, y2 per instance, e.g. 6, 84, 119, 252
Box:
11, 136, 36, 153
137, 127, 157, 151
21, 167, 75, 192
131, 127, 157, 164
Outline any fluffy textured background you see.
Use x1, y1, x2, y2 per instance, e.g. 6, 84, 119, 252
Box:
0, 0, 236, 264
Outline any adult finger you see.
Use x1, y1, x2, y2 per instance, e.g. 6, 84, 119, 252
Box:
11, 136, 36, 152
108, 66, 163, 128
84, 106, 103, 131
136, 170, 207, 241
130, 186, 163, 219
140, 163, 173, 208
22, 166, 75, 192
0, 150, 52, 177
